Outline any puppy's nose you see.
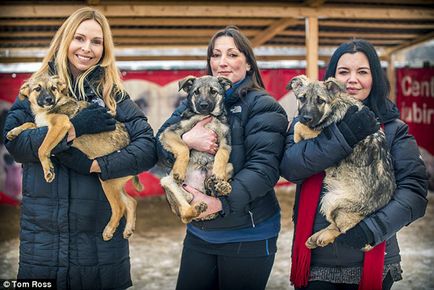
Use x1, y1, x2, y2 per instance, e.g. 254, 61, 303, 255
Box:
43, 95, 54, 105
199, 102, 209, 110
300, 115, 312, 123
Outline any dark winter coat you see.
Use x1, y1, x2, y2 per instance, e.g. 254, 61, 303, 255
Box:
3, 69, 157, 289
280, 100, 428, 267
156, 82, 288, 230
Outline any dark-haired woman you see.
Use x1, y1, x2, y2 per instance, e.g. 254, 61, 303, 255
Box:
157, 26, 288, 290
280, 39, 428, 290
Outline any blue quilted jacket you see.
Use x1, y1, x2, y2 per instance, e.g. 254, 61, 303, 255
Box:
3, 70, 157, 289
280, 100, 428, 267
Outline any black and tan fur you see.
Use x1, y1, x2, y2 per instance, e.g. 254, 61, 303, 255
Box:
159, 76, 233, 223
287, 75, 396, 250
6, 75, 141, 241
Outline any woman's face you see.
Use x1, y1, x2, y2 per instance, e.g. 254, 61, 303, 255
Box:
68, 19, 104, 78
335, 52, 373, 101
210, 36, 250, 84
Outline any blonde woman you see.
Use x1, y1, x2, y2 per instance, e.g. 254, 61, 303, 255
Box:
3, 7, 156, 289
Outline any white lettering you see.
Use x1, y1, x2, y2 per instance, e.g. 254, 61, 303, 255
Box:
401, 76, 412, 97
31, 281, 51, 287
401, 101, 434, 124
400, 76, 434, 98
11, 281, 30, 287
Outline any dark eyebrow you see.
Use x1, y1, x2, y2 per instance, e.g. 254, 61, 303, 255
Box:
74, 33, 103, 41
227, 48, 240, 53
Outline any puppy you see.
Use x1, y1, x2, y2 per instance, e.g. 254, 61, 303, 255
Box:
287, 75, 396, 250
6, 75, 140, 241
159, 75, 233, 223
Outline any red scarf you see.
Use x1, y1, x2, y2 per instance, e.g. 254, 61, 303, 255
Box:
290, 172, 386, 290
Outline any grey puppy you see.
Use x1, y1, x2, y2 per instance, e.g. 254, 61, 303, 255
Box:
159, 76, 233, 223
287, 75, 396, 250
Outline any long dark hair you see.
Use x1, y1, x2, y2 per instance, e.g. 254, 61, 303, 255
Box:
206, 26, 264, 96
324, 39, 391, 121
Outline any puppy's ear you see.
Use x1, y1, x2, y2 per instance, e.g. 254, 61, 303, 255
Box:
59, 81, 68, 96
18, 82, 31, 100
178, 76, 196, 93
217, 77, 232, 92
55, 77, 68, 96
287, 75, 309, 94
50, 75, 68, 95
325, 77, 346, 95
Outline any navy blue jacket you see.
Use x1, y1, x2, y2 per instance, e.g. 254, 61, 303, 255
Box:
157, 85, 288, 230
280, 101, 428, 266
3, 74, 157, 289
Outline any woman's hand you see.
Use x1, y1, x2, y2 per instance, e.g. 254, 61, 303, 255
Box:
183, 184, 222, 219
70, 103, 116, 138
182, 116, 218, 154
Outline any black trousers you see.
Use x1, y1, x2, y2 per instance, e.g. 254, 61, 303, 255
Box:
295, 271, 394, 290
176, 233, 276, 290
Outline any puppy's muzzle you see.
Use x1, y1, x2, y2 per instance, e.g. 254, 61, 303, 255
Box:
299, 114, 313, 125
196, 99, 215, 115
37, 90, 56, 108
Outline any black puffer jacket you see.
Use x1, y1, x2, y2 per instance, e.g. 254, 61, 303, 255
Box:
280, 101, 428, 267
156, 83, 288, 230
3, 70, 157, 289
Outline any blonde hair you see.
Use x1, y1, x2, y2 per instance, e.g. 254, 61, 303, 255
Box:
33, 7, 125, 113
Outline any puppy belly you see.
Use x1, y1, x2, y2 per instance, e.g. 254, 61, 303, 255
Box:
184, 167, 207, 193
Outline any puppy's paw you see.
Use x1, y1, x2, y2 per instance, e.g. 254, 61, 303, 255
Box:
6, 130, 19, 141
215, 180, 231, 196
123, 227, 134, 239
204, 175, 217, 196
172, 171, 185, 184
316, 228, 339, 247
103, 225, 115, 241
44, 167, 55, 183
305, 237, 318, 249
194, 201, 208, 214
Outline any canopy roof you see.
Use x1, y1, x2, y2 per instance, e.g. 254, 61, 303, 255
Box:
0, 0, 433, 64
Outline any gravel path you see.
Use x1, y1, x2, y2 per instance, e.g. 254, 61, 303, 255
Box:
1, 187, 433, 290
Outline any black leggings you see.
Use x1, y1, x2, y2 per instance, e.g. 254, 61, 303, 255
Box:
295, 271, 394, 290
176, 245, 275, 290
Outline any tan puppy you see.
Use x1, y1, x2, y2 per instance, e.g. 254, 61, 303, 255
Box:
7, 75, 141, 241
159, 76, 233, 223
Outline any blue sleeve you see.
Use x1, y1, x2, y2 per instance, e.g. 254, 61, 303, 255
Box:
155, 100, 188, 169
279, 117, 353, 184
363, 121, 428, 245
96, 97, 157, 180
227, 95, 288, 212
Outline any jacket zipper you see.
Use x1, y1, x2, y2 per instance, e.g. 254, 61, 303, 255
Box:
248, 210, 256, 228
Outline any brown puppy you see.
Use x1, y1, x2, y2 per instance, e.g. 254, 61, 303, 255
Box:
6, 75, 141, 241
159, 75, 233, 223
287, 75, 396, 251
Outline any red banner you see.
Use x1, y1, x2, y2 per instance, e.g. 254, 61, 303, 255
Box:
2, 67, 431, 203
0, 69, 326, 104
396, 68, 434, 154
0, 73, 31, 103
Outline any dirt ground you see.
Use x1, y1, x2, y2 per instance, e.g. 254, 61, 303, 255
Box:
1, 186, 433, 290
